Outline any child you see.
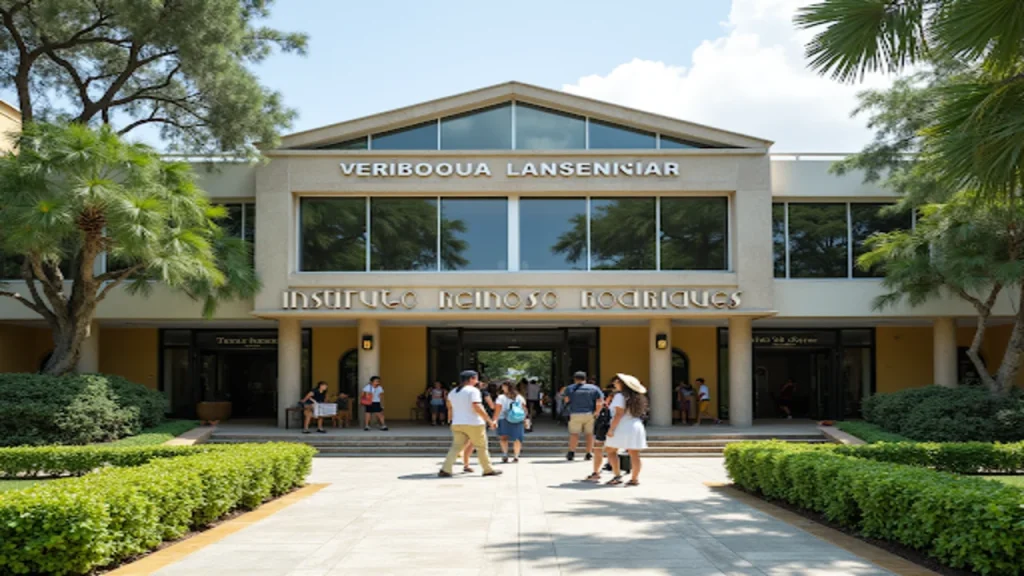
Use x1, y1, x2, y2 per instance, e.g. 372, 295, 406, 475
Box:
695, 377, 720, 425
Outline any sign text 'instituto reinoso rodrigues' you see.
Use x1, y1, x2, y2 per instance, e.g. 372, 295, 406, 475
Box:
281, 289, 741, 311
339, 160, 680, 178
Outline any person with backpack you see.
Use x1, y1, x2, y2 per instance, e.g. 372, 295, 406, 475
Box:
494, 380, 527, 463
562, 371, 604, 461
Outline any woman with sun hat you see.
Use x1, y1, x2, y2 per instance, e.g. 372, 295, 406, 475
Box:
603, 373, 648, 486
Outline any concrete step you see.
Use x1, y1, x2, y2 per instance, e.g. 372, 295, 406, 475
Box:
206, 438, 828, 448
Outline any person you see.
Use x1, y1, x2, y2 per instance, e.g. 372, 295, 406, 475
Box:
460, 378, 494, 472
362, 376, 388, 431
778, 379, 795, 419
335, 391, 352, 428
584, 386, 614, 481
300, 380, 331, 434
695, 377, 719, 425
525, 377, 541, 424
603, 373, 648, 486
494, 380, 527, 462
563, 371, 604, 462
428, 381, 447, 426
439, 370, 502, 478
677, 381, 695, 425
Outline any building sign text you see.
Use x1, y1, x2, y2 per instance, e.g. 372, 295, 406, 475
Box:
339, 160, 680, 179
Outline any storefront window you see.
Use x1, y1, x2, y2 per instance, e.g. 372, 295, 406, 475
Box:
371, 121, 438, 150
515, 104, 585, 150
850, 203, 911, 277
588, 120, 656, 149
440, 198, 508, 271
589, 198, 656, 270
773, 203, 786, 278
842, 347, 872, 418
787, 203, 848, 278
370, 197, 438, 271
300, 197, 367, 271
659, 197, 728, 270
441, 104, 511, 150
519, 198, 586, 270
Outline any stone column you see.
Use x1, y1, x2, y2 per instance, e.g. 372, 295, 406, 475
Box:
277, 318, 302, 428
357, 318, 381, 423
76, 321, 100, 373
933, 317, 958, 387
728, 317, 753, 427
649, 318, 672, 427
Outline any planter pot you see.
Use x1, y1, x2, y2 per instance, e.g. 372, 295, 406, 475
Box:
196, 401, 232, 424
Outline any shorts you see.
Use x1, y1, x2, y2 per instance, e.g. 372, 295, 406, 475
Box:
366, 402, 383, 414
568, 413, 595, 435
429, 401, 445, 414
699, 400, 710, 412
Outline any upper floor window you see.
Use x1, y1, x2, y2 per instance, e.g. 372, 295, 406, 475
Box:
441, 105, 511, 150
515, 104, 585, 150
372, 121, 437, 151
588, 120, 656, 149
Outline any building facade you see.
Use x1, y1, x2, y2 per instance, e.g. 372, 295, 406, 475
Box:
1, 83, 1020, 427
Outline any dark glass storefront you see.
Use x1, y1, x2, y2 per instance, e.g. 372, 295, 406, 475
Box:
718, 328, 874, 420
160, 329, 311, 419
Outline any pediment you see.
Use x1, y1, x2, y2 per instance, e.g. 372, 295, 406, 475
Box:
277, 81, 772, 151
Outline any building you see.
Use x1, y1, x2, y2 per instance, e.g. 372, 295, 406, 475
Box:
0, 83, 1019, 427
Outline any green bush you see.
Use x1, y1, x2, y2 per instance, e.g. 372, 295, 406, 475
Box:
863, 385, 1024, 442
835, 421, 914, 443
835, 441, 1024, 474
0, 373, 167, 446
725, 442, 1024, 575
0, 444, 220, 478
0, 443, 314, 575
108, 420, 200, 447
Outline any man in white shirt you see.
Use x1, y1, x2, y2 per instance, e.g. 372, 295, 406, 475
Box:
361, 376, 388, 431
439, 370, 502, 478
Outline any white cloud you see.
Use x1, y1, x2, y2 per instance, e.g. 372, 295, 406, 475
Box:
563, 0, 893, 152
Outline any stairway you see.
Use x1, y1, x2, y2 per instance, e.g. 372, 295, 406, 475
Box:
207, 430, 829, 457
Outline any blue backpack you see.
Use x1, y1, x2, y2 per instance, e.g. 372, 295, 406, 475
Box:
506, 398, 527, 424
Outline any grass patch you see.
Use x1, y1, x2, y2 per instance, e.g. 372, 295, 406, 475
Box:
985, 476, 1024, 488
106, 420, 200, 447
0, 479, 39, 492
836, 421, 915, 443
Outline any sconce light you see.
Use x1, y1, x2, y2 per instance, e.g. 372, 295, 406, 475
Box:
361, 334, 374, 351
655, 333, 668, 350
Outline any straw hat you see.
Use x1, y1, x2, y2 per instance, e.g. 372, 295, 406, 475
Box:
616, 373, 647, 394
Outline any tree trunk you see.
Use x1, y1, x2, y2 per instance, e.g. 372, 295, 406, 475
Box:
993, 284, 1024, 396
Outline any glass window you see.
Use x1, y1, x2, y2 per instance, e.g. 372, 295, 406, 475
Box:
660, 135, 701, 149
773, 203, 786, 278
440, 104, 511, 150
660, 197, 728, 270
318, 137, 368, 150
850, 203, 911, 278
243, 203, 256, 262
370, 197, 438, 271
842, 347, 872, 418
0, 253, 21, 280
520, 198, 586, 270
787, 203, 848, 278
588, 120, 656, 149
300, 198, 367, 271
515, 104, 585, 150
590, 198, 656, 270
371, 121, 438, 150
222, 204, 243, 238
440, 198, 507, 270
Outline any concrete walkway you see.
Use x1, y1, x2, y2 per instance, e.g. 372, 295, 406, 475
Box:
154, 457, 893, 576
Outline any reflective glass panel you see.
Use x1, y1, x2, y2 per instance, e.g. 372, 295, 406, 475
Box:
243, 203, 256, 263
787, 203, 848, 278
441, 104, 511, 150
370, 197, 438, 271
317, 137, 368, 150
772, 203, 786, 277
520, 198, 586, 270
660, 197, 728, 270
371, 121, 438, 150
589, 198, 656, 270
300, 198, 366, 271
222, 204, 243, 238
588, 120, 656, 149
440, 198, 507, 270
660, 135, 701, 149
850, 203, 912, 277
515, 104, 585, 150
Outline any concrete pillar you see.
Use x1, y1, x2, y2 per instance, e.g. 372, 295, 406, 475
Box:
276, 318, 302, 428
76, 321, 100, 373
933, 317, 958, 387
649, 318, 672, 427
728, 317, 753, 427
357, 318, 380, 422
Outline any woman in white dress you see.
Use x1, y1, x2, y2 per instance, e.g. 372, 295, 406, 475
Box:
604, 373, 648, 486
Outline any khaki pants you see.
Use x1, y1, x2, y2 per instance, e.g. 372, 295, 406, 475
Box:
442, 424, 494, 474
568, 413, 595, 435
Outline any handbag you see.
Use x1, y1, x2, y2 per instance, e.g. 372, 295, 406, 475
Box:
360, 392, 373, 406
618, 452, 632, 474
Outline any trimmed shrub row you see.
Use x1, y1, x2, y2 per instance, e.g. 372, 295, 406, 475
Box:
863, 385, 1024, 442
834, 421, 914, 444
0, 373, 166, 446
0, 444, 221, 478
835, 441, 1024, 475
725, 442, 1024, 575
0, 443, 315, 575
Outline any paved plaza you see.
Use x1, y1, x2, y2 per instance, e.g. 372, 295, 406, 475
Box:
154, 456, 894, 576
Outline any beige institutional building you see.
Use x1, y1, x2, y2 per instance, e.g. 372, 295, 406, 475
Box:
1, 82, 1021, 428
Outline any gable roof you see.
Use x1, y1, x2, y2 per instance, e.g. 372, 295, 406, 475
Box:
277, 81, 773, 150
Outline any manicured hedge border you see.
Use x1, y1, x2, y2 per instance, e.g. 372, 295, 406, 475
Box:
725, 442, 1024, 575
835, 441, 1024, 474
0, 444, 221, 478
0, 443, 315, 575
834, 421, 914, 444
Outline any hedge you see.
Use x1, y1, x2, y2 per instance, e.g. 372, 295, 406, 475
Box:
834, 421, 914, 444
0, 444, 221, 478
863, 385, 1024, 442
834, 441, 1024, 475
0, 443, 315, 575
0, 373, 166, 446
725, 442, 1024, 575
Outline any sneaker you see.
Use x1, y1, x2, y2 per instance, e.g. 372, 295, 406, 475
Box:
380, 427, 389, 431
316, 429, 326, 434
603, 463, 613, 471
566, 451, 575, 461
438, 470, 453, 478
302, 429, 311, 434
364, 427, 370, 431
502, 456, 509, 463
482, 470, 503, 477
585, 453, 593, 461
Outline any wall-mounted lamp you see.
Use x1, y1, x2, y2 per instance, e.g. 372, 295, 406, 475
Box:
361, 334, 374, 351
655, 333, 668, 350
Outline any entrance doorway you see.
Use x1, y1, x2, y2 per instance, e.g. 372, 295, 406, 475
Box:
199, 351, 278, 419
753, 349, 831, 419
